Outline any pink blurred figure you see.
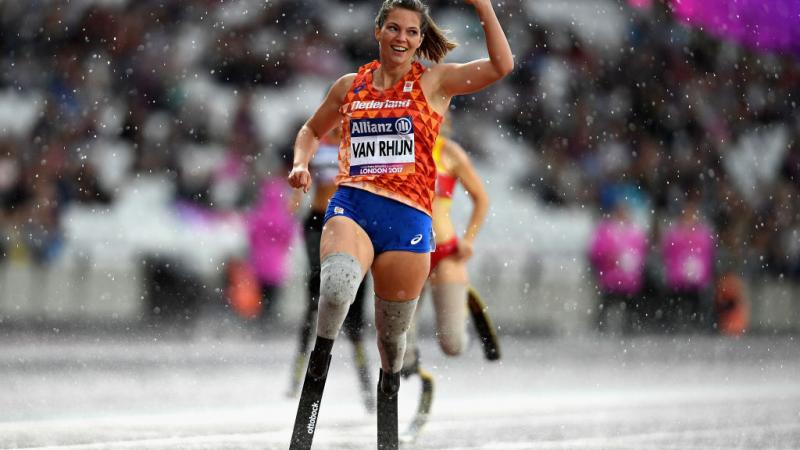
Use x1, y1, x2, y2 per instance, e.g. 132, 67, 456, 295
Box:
242, 177, 298, 322
588, 201, 648, 332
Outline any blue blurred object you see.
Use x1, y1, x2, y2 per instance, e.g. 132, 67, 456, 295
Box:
599, 182, 646, 213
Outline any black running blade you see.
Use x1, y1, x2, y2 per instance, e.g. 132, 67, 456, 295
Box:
467, 286, 502, 361
377, 372, 399, 450
289, 354, 331, 450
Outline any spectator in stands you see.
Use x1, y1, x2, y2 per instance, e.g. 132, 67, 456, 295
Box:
588, 197, 649, 333
244, 163, 298, 326
659, 192, 716, 332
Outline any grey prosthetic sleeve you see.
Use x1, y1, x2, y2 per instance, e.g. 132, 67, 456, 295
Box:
401, 287, 425, 372
316, 252, 364, 340
432, 282, 469, 356
375, 296, 419, 373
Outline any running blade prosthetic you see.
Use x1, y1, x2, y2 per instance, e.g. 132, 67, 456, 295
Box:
467, 286, 502, 361
377, 370, 400, 450
289, 350, 332, 450
400, 367, 434, 443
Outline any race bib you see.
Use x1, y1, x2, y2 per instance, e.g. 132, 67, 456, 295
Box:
349, 116, 415, 176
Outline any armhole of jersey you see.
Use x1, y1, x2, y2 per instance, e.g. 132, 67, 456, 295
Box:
410, 61, 444, 127
347, 71, 362, 93
342, 74, 357, 104
340, 63, 373, 113
339, 71, 361, 126
409, 61, 425, 93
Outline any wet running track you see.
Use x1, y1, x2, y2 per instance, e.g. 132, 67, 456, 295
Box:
1, 330, 798, 449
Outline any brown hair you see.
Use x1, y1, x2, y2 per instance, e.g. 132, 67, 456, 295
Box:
374, 0, 458, 63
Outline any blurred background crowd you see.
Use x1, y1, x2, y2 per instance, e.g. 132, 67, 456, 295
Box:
0, 0, 798, 336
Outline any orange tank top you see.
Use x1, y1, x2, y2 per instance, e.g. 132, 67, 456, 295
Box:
432, 137, 457, 199
336, 60, 443, 215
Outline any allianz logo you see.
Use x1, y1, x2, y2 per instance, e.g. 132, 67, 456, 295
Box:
351, 117, 412, 135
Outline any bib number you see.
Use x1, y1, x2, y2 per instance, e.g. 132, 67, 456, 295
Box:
349, 116, 415, 176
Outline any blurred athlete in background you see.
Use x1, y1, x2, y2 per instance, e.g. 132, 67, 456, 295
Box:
400, 120, 500, 441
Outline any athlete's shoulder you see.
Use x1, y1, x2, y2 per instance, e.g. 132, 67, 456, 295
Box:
420, 61, 458, 82
332, 73, 358, 92
328, 73, 358, 103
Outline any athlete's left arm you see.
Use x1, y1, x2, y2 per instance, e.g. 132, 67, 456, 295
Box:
447, 140, 489, 255
434, 0, 513, 97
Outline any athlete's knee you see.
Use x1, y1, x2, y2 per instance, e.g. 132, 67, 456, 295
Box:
317, 252, 363, 340
438, 332, 467, 356
320, 252, 362, 308
375, 296, 418, 373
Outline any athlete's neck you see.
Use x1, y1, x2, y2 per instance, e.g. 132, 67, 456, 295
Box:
373, 60, 413, 90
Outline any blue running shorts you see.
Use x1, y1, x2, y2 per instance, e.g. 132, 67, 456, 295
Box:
324, 186, 433, 255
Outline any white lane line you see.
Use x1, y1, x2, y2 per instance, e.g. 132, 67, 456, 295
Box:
3, 418, 377, 450
442, 421, 800, 450
10, 415, 799, 450
8, 428, 376, 450
5, 394, 799, 449
412, 397, 800, 432
4, 432, 278, 450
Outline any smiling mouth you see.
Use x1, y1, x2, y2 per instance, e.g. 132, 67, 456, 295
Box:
391, 46, 408, 52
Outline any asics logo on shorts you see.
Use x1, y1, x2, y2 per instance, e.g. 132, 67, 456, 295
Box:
410, 234, 423, 245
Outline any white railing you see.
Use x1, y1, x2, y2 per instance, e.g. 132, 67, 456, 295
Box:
2, 249, 798, 335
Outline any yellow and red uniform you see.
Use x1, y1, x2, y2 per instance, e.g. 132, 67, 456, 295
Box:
429, 136, 460, 271
337, 60, 443, 215
432, 137, 456, 200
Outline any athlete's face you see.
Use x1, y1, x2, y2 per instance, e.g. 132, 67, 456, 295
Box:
375, 8, 423, 66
